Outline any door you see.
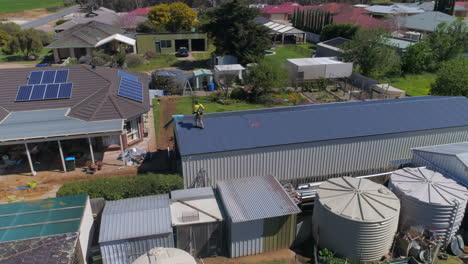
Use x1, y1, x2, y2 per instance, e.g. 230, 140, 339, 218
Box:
155, 41, 161, 53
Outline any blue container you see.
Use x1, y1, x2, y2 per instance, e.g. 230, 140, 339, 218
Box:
65, 157, 75, 161
65, 157, 76, 171
208, 82, 215, 91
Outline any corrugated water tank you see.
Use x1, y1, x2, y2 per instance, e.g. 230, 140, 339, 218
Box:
389, 167, 468, 245
313, 177, 400, 262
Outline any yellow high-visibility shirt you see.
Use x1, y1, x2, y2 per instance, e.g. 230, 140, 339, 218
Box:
193, 104, 205, 114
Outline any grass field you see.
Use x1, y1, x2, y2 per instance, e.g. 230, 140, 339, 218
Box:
0, 0, 63, 13
0, 48, 52, 63
384, 73, 436, 96
265, 43, 316, 65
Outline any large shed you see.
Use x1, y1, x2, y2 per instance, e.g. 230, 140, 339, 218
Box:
285, 57, 353, 81
99, 195, 174, 264
175, 96, 468, 187
170, 187, 224, 258
217, 175, 301, 258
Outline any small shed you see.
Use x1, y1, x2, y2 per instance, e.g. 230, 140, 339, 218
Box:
99, 195, 174, 264
170, 187, 224, 258
214, 64, 245, 88
0, 194, 94, 264
285, 57, 353, 81
217, 175, 301, 258
193, 69, 213, 90
315, 37, 349, 58
371, 84, 406, 99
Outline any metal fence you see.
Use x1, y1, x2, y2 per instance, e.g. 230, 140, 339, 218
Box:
349, 72, 379, 90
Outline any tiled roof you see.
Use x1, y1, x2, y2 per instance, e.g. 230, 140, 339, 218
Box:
129, 6, 152, 15
396, 11, 464, 32
261, 2, 302, 14
0, 65, 149, 122
314, 4, 391, 29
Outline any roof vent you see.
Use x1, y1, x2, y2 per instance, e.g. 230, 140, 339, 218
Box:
179, 210, 199, 222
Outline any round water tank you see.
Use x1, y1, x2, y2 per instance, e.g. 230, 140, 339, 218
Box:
389, 167, 468, 245
313, 177, 400, 262
132, 247, 196, 264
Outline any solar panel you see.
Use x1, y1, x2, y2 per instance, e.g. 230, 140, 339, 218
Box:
44, 84, 60, 99
58, 83, 73, 99
118, 78, 143, 102
28, 71, 43, 85
30, 84, 47, 100
16, 85, 33, 101
54, 70, 69, 83
118, 71, 139, 81
41, 71, 56, 84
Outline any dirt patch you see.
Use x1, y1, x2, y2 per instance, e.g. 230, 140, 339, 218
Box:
0, 62, 37, 69
156, 96, 180, 151
201, 249, 309, 264
0, 8, 51, 19
303, 91, 340, 104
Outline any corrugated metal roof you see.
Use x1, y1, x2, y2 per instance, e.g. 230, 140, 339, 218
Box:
396, 11, 463, 32
317, 177, 400, 222
0, 108, 122, 142
99, 195, 172, 243
390, 167, 468, 205
217, 175, 300, 223
171, 187, 214, 201
175, 96, 468, 156
414, 142, 468, 167
0, 195, 87, 242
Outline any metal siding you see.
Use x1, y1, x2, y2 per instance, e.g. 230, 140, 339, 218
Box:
230, 220, 264, 258
175, 222, 224, 258
183, 127, 468, 186
100, 234, 174, 264
263, 215, 296, 253
412, 151, 468, 185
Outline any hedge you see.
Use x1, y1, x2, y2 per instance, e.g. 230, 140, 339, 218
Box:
56, 174, 184, 200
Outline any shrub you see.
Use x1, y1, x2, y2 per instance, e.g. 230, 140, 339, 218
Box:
125, 54, 145, 68
56, 174, 183, 200
257, 94, 275, 105
112, 53, 126, 68
144, 51, 157, 59
209, 91, 225, 102
91, 56, 106, 66
150, 74, 183, 94
230, 88, 248, 100
55, 19, 69, 26
320, 23, 359, 41
37, 30, 54, 46
78, 55, 92, 64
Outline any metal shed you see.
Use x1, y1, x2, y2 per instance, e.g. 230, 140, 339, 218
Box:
170, 187, 224, 258
175, 96, 468, 187
99, 195, 174, 264
217, 175, 301, 258
412, 142, 468, 186
285, 57, 353, 81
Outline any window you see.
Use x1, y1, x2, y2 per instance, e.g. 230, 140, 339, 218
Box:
161, 40, 172, 48
125, 118, 140, 142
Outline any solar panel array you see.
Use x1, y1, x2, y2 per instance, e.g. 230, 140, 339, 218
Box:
117, 71, 143, 103
16, 70, 73, 102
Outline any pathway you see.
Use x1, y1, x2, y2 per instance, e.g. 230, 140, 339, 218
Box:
21, 5, 81, 29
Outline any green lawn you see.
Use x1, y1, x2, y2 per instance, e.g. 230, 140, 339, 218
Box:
174, 95, 304, 115
129, 54, 210, 72
0, 0, 63, 13
385, 73, 436, 96
0, 48, 52, 63
265, 43, 316, 65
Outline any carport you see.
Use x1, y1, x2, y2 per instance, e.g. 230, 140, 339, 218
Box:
0, 108, 123, 176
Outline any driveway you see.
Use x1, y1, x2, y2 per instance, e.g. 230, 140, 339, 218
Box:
21, 5, 81, 30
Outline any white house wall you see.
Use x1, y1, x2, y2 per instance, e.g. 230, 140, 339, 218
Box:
182, 127, 468, 187
325, 62, 353, 78
79, 197, 94, 264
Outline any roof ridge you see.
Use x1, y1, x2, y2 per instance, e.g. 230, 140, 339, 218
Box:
107, 95, 125, 118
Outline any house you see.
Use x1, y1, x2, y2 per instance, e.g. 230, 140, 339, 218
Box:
170, 187, 224, 258
174, 96, 468, 187
254, 17, 306, 44
285, 57, 353, 81
261, 2, 302, 22
315, 37, 349, 57
0, 195, 94, 264
412, 142, 468, 186
55, 7, 145, 32
99, 195, 174, 264
217, 175, 301, 257
47, 21, 136, 63
365, 4, 425, 16
398, 1, 467, 14
395, 11, 466, 35
0, 65, 149, 176
136, 32, 208, 54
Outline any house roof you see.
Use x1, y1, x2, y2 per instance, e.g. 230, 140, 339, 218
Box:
255, 18, 305, 34
0, 108, 122, 143
217, 175, 301, 223
319, 37, 350, 48
287, 57, 346, 66
170, 187, 223, 226
384, 37, 416, 49
99, 195, 172, 243
261, 2, 302, 14
0, 65, 149, 123
365, 4, 424, 14
48, 21, 126, 48
396, 11, 462, 32
0, 232, 79, 264
129, 6, 152, 15
398, 2, 466, 11
413, 142, 468, 168
0, 195, 87, 242
175, 96, 468, 156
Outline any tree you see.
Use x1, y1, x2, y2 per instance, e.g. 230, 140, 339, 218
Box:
431, 58, 468, 96
148, 2, 197, 32
136, 19, 166, 33
0, 29, 11, 48
246, 59, 289, 101
204, 0, 271, 64
342, 28, 401, 78
16, 29, 43, 56
292, 8, 332, 34
320, 23, 359, 41
426, 20, 468, 65
402, 41, 435, 73
434, 0, 455, 15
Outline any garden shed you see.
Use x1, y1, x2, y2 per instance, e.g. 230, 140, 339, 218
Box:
285, 57, 353, 81
175, 96, 468, 187
193, 69, 213, 90
170, 187, 224, 258
217, 175, 301, 258
99, 195, 174, 264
